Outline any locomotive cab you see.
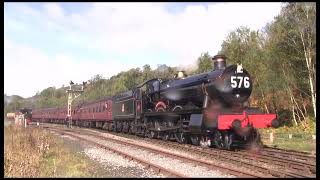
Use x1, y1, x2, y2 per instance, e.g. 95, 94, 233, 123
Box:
137, 79, 162, 111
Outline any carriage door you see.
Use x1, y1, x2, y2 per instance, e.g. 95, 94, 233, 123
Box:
134, 88, 142, 119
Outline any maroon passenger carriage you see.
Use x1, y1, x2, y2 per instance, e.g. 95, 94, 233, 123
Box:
32, 55, 281, 150
32, 98, 113, 127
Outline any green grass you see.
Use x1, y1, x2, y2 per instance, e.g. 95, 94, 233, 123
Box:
258, 116, 316, 153
39, 137, 107, 178
262, 137, 316, 153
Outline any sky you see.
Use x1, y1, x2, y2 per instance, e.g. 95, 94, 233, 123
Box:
4, 2, 283, 98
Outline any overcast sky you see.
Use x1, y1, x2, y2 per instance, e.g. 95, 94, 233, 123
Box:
4, 2, 283, 98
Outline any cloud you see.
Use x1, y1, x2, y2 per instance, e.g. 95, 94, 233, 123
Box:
65, 2, 282, 66
4, 3, 282, 97
44, 3, 64, 20
4, 39, 133, 98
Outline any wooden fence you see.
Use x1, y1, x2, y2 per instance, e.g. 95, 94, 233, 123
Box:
261, 132, 316, 144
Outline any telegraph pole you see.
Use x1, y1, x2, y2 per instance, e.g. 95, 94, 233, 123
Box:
66, 81, 84, 128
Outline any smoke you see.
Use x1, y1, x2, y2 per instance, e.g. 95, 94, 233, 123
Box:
175, 61, 198, 73
203, 99, 223, 127
245, 140, 263, 157
4, 95, 15, 105
164, 90, 182, 101
214, 78, 232, 93
233, 127, 252, 137
5, 96, 12, 104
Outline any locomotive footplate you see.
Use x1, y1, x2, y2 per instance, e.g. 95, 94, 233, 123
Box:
143, 109, 202, 117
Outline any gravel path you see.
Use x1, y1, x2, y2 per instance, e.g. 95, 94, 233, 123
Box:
73, 132, 235, 178
84, 147, 165, 178
51, 131, 165, 177
80, 128, 267, 174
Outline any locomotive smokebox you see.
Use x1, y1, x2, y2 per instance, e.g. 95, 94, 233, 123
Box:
212, 55, 226, 70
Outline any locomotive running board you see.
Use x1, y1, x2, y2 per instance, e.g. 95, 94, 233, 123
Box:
148, 126, 180, 132
143, 109, 202, 117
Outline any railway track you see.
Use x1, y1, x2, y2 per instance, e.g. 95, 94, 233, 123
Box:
39, 123, 316, 178
258, 146, 316, 164
72, 124, 315, 178
44, 127, 186, 178
43, 125, 265, 178
112, 133, 316, 178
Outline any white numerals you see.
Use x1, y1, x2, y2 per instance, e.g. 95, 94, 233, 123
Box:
244, 77, 250, 88
231, 76, 237, 88
230, 76, 250, 88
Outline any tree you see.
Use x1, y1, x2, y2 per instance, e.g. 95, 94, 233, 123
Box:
142, 64, 152, 81
197, 52, 212, 73
284, 3, 316, 118
264, 2, 316, 124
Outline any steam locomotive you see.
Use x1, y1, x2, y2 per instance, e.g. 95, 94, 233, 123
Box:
32, 55, 280, 150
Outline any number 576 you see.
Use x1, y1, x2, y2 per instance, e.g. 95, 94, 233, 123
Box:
231, 76, 250, 88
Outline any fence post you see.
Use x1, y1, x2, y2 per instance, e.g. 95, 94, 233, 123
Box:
289, 134, 292, 139
270, 132, 274, 143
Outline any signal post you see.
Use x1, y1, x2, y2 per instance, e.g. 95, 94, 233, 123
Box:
66, 81, 85, 128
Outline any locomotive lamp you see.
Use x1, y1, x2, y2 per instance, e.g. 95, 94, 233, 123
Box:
66, 80, 84, 128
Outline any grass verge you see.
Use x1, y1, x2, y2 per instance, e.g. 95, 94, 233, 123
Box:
4, 124, 106, 177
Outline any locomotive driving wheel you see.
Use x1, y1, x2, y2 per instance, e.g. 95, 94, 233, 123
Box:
213, 131, 232, 150
162, 132, 170, 141
190, 135, 200, 146
172, 105, 183, 112
175, 132, 188, 144
147, 130, 157, 139
156, 107, 165, 112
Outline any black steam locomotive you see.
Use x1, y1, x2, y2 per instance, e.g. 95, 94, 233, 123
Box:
111, 55, 280, 149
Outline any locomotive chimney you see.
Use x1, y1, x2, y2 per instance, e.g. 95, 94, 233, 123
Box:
212, 55, 226, 70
